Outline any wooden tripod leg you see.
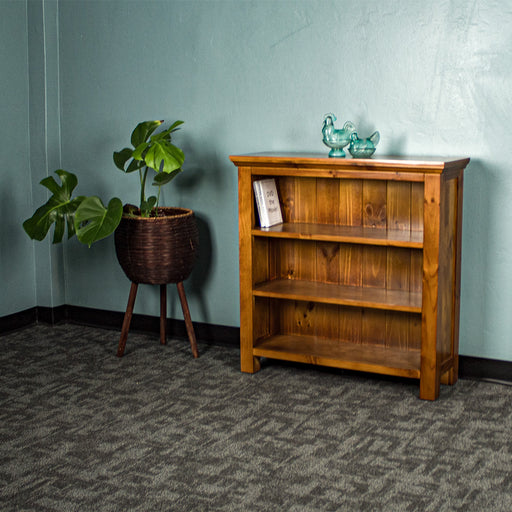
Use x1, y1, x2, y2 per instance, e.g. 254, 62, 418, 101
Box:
160, 284, 167, 345
117, 282, 138, 357
176, 281, 199, 358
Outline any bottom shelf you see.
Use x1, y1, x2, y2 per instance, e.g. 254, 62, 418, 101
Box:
252, 335, 421, 379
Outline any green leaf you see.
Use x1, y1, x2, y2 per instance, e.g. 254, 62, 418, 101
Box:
126, 158, 144, 173
132, 141, 150, 161
149, 130, 171, 142
144, 141, 184, 174
152, 168, 182, 186
23, 201, 57, 241
23, 170, 84, 243
39, 169, 79, 201
74, 196, 123, 247
53, 214, 65, 244
168, 120, 184, 133
140, 196, 157, 217
149, 120, 183, 143
113, 148, 134, 171
130, 120, 163, 147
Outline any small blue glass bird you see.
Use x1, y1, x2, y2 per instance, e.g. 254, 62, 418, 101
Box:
348, 131, 380, 158
322, 113, 356, 158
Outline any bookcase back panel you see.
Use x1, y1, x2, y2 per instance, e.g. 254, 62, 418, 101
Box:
254, 298, 421, 350
268, 239, 422, 293
276, 177, 424, 233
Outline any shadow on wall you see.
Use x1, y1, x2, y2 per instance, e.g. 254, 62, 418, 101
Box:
459, 159, 492, 356
170, 144, 228, 325
188, 213, 213, 324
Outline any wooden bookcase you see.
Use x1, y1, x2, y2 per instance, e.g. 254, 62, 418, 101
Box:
230, 153, 469, 400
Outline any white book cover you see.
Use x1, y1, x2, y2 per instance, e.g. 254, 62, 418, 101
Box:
253, 178, 283, 228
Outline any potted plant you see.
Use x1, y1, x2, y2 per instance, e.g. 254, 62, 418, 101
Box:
23, 120, 199, 358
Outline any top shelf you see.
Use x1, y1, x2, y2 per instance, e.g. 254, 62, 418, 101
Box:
230, 152, 470, 175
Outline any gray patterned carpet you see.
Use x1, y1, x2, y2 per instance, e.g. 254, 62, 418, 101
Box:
0, 323, 511, 512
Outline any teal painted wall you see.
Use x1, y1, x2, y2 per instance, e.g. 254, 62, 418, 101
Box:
0, 1, 36, 315
28, 0, 67, 309
3, 1, 512, 362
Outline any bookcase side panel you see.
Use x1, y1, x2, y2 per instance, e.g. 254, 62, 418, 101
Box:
239, 166, 259, 373
254, 297, 271, 341
446, 172, 464, 384
438, 177, 458, 366
421, 173, 442, 400
253, 237, 270, 285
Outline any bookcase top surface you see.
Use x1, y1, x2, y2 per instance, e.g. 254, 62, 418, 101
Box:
230, 152, 470, 172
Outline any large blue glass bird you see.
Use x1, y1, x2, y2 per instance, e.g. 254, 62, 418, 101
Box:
322, 113, 356, 158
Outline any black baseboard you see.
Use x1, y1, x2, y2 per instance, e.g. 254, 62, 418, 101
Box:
0, 304, 240, 347
64, 305, 240, 346
1, 305, 511, 383
0, 307, 38, 333
458, 356, 512, 383
37, 305, 68, 325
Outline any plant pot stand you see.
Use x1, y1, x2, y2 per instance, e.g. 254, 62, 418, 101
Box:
114, 206, 200, 358
117, 281, 199, 358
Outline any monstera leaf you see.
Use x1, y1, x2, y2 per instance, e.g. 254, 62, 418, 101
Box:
152, 168, 182, 186
74, 196, 123, 247
113, 120, 185, 175
140, 196, 157, 217
113, 147, 142, 173
143, 138, 184, 174
23, 170, 85, 243
112, 119, 186, 217
131, 119, 163, 147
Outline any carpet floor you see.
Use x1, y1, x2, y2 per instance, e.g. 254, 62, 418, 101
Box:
0, 324, 511, 511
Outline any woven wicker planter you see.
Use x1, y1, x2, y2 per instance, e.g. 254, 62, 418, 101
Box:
114, 206, 199, 285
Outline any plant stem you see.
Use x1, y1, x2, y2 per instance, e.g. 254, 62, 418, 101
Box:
140, 167, 148, 216
156, 186, 161, 213
139, 169, 145, 202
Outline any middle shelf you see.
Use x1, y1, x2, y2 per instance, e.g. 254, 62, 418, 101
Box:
253, 279, 422, 313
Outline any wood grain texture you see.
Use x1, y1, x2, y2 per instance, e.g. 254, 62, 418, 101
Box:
253, 223, 423, 247
230, 153, 469, 173
238, 168, 259, 373
253, 334, 421, 378
232, 154, 469, 399
420, 174, 441, 400
448, 173, 464, 385
253, 279, 422, 312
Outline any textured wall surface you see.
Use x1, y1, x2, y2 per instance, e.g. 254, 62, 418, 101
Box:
2, 0, 512, 361
0, 1, 36, 315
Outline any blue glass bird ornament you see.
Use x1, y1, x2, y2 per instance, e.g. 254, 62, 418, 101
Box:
348, 131, 380, 158
322, 113, 356, 158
